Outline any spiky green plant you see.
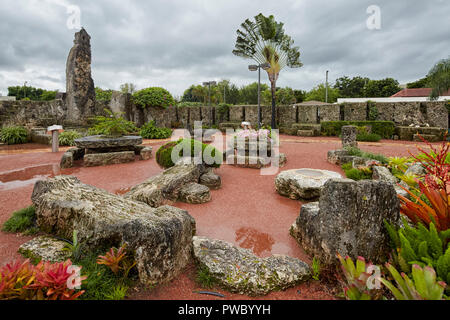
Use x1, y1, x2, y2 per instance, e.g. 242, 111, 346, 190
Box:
337, 254, 383, 300
311, 258, 321, 281
62, 230, 84, 261
232, 13, 303, 127
381, 263, 447, 300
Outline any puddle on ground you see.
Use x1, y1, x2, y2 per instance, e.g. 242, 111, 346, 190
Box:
0, 164, 80, 191
235, 227, 275, 256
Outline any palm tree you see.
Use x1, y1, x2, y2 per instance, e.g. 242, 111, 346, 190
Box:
427, 57, 450, 100
233, 13, 303, 128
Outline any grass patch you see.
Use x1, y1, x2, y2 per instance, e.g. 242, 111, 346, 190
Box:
196, 265, 217, 289
2, 206, 38, 234
75, 251, 136, 300
345, 146, 388, 164
341, 162, 373, 181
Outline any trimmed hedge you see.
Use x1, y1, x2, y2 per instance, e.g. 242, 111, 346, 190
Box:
321, 121, 395, 139
356, 133, 382, 142
156, 138, 222, 169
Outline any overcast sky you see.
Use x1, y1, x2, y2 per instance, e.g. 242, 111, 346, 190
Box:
0, 0, 449, 98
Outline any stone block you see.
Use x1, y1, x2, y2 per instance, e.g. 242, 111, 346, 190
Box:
84, 151, 135, 167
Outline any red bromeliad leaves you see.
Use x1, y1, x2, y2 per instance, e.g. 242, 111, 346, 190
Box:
97, 245, 127, 275
398, 134, 449, 231
0, 259, 86, 300
26, 259, 87, 300
0, 259, 35, 300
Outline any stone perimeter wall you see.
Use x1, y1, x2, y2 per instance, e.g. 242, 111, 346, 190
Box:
1, 93, 448, 131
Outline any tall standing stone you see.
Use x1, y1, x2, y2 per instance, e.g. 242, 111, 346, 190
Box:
341, 125, 358, 148
65, 28, 95, 123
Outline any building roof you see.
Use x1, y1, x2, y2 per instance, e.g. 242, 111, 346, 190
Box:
391, 88, 450, 97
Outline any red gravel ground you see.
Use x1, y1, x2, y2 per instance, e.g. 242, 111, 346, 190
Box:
0, 135, 439, 300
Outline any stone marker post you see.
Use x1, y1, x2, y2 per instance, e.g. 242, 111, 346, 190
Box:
341, 125, 358, 148
47, 125, 63, 152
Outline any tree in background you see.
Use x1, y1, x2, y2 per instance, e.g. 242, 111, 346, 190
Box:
239, 82, 269, 104
427, 57, 450, 100
233, 13, 303, 128
120, 83, 137, 94
95, 87, 113, 101
334, 76, 369, 98
8, 85, 57, 101
293, 89, 306, 103
363, 78, 401, 97
407, 76, 429, 89
305, 83, 341, 103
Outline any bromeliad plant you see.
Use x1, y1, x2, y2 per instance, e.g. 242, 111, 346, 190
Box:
337, 254, 383, 300
380, 263, 447, 300
97, 244, 136, 278
0, 259, 86, 300
397, 135, 449, 231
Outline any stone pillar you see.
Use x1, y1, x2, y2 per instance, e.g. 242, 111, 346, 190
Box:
65, 28, 96, 123
341, 125, 358, 148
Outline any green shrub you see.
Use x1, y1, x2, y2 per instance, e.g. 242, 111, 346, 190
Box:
88, 109, 138, 137
156, 138, 222, 169
356, 133, 382, 142
196, 265, 217, 289
343, 166, 373, 181
0, 126, 29, 145
76, 252, 134, 300
345, 146, 389, 164
139, 121, 172, 139
321, 121, 395, 139
58, 130, 82, 146
2, 206, 37, 234
133, 87, 175, 109
385, 219, 450, 286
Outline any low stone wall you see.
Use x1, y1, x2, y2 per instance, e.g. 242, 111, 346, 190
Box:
1, 94, 448, 138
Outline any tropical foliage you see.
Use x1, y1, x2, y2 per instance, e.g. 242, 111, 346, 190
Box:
0, 126, 28, 145
58, 130, 82, 146
0, 259, 86, 300
427, 57, 450, 100
88, 109, 138, 137
139, 121, 172, 139
233, 13, 302, 126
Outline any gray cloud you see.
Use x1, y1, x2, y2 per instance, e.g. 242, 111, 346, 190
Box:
0, 0, 448, 97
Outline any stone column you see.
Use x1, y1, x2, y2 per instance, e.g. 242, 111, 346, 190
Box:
341, 125, 358, 148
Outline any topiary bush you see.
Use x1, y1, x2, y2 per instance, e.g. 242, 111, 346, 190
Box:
139, 121, 172, 139
156, 138, 222, 169
133, 87, 175, 109
0, 126, 29, 145
59, 130, 82, 146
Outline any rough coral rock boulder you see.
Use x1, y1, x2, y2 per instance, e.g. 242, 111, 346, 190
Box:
372, 166, 398, 184
192, 236, 311, 296
290, 178, 400, 267
60, 152, 73, 169
31, 175, 195, 286
125, 163, 207, 207
19, 236, 72, 263
139, 146, 152, 160
179, 183, 211, 204
83, 151, 136, 167
275, 168, 342, 200
199, 168, 221, 190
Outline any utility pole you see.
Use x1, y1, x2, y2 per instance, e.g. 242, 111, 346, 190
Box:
325, 71, 329, 103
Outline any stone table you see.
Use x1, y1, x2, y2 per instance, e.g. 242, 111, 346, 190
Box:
60, 135, 152, 168
275, 168, 342, 200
